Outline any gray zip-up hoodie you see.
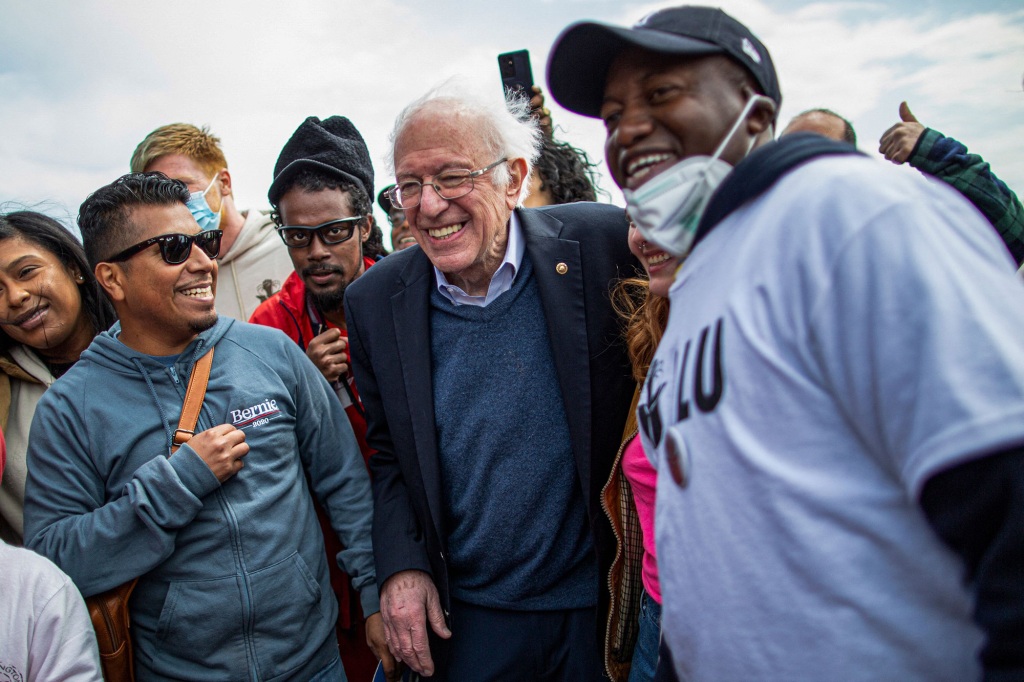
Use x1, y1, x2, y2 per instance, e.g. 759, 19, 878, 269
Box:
24, 316, 377, 681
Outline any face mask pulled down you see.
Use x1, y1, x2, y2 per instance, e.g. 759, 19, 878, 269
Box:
187, 172, 223, 232
624, 95, 768, 258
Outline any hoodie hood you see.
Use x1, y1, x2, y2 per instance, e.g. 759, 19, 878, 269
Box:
219, 209, 278, 265
213, 209, 295, 321
83, 315, 234, 375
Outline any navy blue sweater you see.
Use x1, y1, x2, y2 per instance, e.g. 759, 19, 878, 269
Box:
429, 256, 597, 609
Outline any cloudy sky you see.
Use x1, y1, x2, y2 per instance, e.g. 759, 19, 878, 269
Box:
2, 0, 1021, 248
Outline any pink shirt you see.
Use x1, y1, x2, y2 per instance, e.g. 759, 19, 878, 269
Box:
621, 434, 661, 603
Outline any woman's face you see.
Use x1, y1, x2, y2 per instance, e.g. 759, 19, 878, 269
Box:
0, 236, 94, 362
628, 221, 681, 298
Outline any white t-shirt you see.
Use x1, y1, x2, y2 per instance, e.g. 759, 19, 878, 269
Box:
0, 542, 103, 682
641, 155, 1024, 680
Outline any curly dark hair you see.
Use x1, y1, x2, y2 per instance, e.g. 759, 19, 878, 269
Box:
532, 135, 600, 205
78, 172, 191, 268
0, 211, 117, 353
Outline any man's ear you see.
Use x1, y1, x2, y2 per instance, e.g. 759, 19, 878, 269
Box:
94, 262, 128, 303
505, 157, 528, 210
745, 92, 777, 137
360, 216, 373, 243
216, 168, 233, 198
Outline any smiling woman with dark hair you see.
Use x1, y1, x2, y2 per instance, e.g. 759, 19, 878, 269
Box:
0, 210, 116, 544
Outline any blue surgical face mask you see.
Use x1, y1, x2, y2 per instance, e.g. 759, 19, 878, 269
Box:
186, 172, 223, 232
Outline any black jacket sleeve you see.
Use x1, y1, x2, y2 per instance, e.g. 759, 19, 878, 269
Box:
919, 446, 1024, 682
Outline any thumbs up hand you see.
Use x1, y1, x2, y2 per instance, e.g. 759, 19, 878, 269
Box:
879, 101, 926, 164
899, 101, 919, 123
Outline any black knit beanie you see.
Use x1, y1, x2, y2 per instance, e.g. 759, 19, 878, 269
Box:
268, 116, 374, 206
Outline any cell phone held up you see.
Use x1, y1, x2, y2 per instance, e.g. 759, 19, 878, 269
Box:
498, 50, 534, 99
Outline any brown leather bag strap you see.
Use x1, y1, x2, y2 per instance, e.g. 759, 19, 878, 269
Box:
171, 348, 214, 453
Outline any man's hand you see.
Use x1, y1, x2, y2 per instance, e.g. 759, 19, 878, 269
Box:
306, 327, 348, 384
379, 570, 451, 677
879, 101, 926, 165
367, 612, 402, 682
529, 85, 553, 138
185, 424, 248, 482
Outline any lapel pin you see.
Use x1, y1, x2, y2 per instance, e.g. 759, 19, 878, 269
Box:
555, 262, 568, 275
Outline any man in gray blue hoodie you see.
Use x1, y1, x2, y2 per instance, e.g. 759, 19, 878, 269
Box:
23, 172, 380, 681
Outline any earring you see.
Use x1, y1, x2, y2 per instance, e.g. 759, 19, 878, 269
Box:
76, 275, 84, 282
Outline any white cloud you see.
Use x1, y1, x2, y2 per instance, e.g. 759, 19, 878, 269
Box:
1, 0, 1021, 243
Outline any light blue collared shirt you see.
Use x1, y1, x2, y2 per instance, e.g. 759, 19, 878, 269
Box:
433, 212, 526, 307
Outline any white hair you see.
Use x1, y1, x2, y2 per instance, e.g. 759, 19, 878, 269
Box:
387, 78, 542, 203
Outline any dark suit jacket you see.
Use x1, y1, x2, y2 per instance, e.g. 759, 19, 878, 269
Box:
345, 202, 638, 638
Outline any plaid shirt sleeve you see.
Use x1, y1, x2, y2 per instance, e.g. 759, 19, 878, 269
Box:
909, 128, 1024, 265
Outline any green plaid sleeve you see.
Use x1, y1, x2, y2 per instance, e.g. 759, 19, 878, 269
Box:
909, 128, 1024, 265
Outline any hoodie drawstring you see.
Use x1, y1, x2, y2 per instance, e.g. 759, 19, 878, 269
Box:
133, 357, 175, 455
131, 339, 208, 456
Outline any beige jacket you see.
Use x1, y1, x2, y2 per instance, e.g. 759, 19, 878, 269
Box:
0, 346, 53, 544
215, 209, 295, 321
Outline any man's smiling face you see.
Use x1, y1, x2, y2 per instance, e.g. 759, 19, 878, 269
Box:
601, 49, 755, 192
393, 105, 522, 295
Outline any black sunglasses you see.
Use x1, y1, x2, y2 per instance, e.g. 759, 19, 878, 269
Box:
105, 229, 223, 265
275, 217, 364, 249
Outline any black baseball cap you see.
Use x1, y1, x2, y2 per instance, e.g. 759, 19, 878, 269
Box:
547, 5, 781, 118
377, 185, 396, 214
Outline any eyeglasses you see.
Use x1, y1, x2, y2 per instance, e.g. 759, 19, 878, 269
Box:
106, 229, 222, 265
387, 158, 507, 209
275, 217, 365, 249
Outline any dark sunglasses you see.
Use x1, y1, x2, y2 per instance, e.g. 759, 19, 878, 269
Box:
106, 229, 223, 265
275, 217, 364, 249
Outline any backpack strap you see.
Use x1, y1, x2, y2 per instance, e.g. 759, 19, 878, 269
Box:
692, 134, 866, 251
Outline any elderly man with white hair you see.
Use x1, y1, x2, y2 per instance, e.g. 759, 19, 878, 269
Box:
344, 84, 637, 680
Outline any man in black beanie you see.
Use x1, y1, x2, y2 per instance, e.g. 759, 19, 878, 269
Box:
249, 115, 396, 680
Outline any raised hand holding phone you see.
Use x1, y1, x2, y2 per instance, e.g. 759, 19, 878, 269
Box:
498, 49, 534, 98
